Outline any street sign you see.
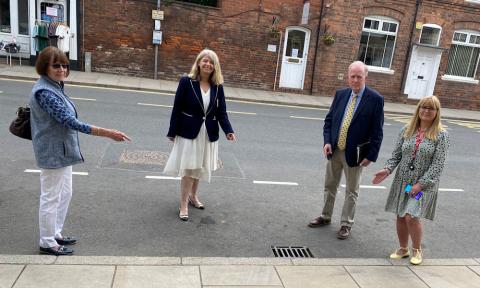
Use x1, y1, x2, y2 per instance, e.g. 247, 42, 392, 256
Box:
152, 10, 164, 20
155, 20, 161, 30
153, 31, 162, 45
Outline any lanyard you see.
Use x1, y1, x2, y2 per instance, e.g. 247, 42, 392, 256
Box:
409, 128, 425, 170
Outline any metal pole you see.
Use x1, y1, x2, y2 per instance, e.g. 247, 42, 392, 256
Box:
154, 0, 161, 79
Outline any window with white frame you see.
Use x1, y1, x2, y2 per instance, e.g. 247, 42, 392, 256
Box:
445, 30, 480, 78
357, 16, 398, 69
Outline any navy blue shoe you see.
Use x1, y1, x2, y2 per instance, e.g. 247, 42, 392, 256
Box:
55, 236, 77, 245
39, 245, 74, 256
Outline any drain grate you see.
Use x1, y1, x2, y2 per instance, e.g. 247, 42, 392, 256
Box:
271, 246, 314, 258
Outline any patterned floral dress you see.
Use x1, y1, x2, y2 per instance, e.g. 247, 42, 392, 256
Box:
384, 126, 450, 220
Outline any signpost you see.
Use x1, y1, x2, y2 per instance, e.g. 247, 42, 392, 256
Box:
153, 0, 162, 79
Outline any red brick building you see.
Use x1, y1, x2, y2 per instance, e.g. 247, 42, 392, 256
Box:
79, 0, 480, 109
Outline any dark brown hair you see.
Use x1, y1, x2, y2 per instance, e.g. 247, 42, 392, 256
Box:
35, 46, 70, 77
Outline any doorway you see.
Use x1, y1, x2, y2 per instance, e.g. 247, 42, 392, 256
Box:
279, 27, 310, 89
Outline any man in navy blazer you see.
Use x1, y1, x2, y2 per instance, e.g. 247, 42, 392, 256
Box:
308, 61, 384, 239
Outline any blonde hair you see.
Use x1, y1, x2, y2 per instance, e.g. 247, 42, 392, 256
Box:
188, 49, 224, 85
404, 95, 444, 141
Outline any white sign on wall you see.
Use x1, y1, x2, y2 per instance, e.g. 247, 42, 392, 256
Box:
267, 44, 277, 52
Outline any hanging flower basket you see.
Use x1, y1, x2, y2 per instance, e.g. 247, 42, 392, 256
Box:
322, 35, 335, 46
269, 28, 281, 39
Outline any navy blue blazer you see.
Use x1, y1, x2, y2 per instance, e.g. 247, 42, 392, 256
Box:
167, 76, 234, 142
323, 85, 384, 167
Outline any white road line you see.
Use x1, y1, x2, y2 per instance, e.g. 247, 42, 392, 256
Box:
438, 188, 464, 192
68, 84, 175, 96
70, 97, 96, 101
137, 102, 172, 108
384, 123, 392, 126
227, 110, 257, 115
146, 176, 181, 180
253, 180, 298, 186
341, 184, 387, 189
0, 91, 3, 93
289, 116, 324, 121
24, 169, 88, 176
227, 99, 329, 111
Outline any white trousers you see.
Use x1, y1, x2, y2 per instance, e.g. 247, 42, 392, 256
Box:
39, 166, 72, 248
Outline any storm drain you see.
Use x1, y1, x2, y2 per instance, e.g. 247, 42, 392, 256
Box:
271, 246, 314, 258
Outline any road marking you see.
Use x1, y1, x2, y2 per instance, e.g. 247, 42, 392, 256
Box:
146, 176, 180, 180
0, 91, 3, 93
68, 84, 175, 96
340, 184, 387, 189
253, 180, 298, 186
70, 97, 96, 101
228, 110, 256, 115
438, 188, 464, 192
24, 169, 88, 176
290, 116, 324, 121
0, 78, 35, 84
228, 99, 329, 111
138, 102, 172, 108
384, 123, 392, 126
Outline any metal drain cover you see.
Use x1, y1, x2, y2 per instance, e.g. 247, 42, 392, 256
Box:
271, 246, 314, 258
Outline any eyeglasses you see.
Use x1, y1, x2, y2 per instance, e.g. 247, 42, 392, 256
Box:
51, 64, 69, 69
420, 106, 437, 111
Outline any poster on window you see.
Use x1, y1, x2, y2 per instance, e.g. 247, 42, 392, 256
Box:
46, 7, 58, 17
292, 48, 299, 58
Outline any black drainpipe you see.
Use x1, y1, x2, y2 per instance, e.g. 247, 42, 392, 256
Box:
310, 0, 325, 94
400, 0, 421, 93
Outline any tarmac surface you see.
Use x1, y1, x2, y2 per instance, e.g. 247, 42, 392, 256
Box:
1, 63, 480, 287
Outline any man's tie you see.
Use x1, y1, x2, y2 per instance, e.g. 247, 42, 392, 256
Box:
337, 94, 358, 150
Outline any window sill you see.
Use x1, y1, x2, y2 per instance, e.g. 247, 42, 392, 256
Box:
367, 66, 395, 75
465, 0, 480, 4
441, 75, 479, 84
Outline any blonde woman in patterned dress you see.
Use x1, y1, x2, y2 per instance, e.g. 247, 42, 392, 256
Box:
164, 49, 236, 221
373, 95, 449, 265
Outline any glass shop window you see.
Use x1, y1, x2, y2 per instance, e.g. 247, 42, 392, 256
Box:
0, 0, 11, 33
40, 2, 65, 23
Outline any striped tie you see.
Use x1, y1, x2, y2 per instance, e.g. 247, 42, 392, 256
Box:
337, 94, 358, 150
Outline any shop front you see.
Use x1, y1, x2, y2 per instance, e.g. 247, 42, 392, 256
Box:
0, 0, 78, 68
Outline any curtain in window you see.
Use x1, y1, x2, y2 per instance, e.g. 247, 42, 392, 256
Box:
446, 44, 480, 78
357, 32, 395, 68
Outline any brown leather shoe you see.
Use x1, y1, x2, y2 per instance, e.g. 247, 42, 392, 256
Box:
337, 226, 351, 239
308, 216, 331, 228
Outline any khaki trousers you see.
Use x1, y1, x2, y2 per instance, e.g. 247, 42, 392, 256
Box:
321, 149, 362, 227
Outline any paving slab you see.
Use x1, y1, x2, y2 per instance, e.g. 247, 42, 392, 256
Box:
475, 258, 480, 264
0, 255, 55, 265
113, 266, 200, 288
182, 257, 292, 266
291, 258, 391, 266
411, 266, 480, 288
200, 265, 282, 286
470, 266, 480, 276
389, 258, 479, 266
14, 265, 114, 288
345, 266, 428, 288
0, 264, 24, 288
55, 256, 181, 265
203, 286, 283, 288
276, 266, 358, 288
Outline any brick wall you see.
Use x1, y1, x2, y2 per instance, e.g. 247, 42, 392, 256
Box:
81, 0, 480, 110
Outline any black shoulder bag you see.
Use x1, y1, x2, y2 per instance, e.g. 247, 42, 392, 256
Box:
9, 106, 32, 140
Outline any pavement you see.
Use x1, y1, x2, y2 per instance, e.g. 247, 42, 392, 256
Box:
1, 63, 480, 287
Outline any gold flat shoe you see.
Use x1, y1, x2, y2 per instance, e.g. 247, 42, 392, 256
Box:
389, 247, 410, 259
410, 248, 423, 265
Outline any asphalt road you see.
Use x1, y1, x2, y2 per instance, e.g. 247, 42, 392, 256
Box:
1, 78, 479, 258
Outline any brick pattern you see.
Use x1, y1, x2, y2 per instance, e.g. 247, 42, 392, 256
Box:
81, 0, 480, 110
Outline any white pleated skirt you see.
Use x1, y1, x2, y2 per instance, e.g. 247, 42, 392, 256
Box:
163, 123, 218, 182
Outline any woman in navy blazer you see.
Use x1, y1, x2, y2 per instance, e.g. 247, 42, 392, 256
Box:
164, 49, 236, 221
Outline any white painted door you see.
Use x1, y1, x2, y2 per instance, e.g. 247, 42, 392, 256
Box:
405, 46, 441, 99
279, 28, 310, 89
